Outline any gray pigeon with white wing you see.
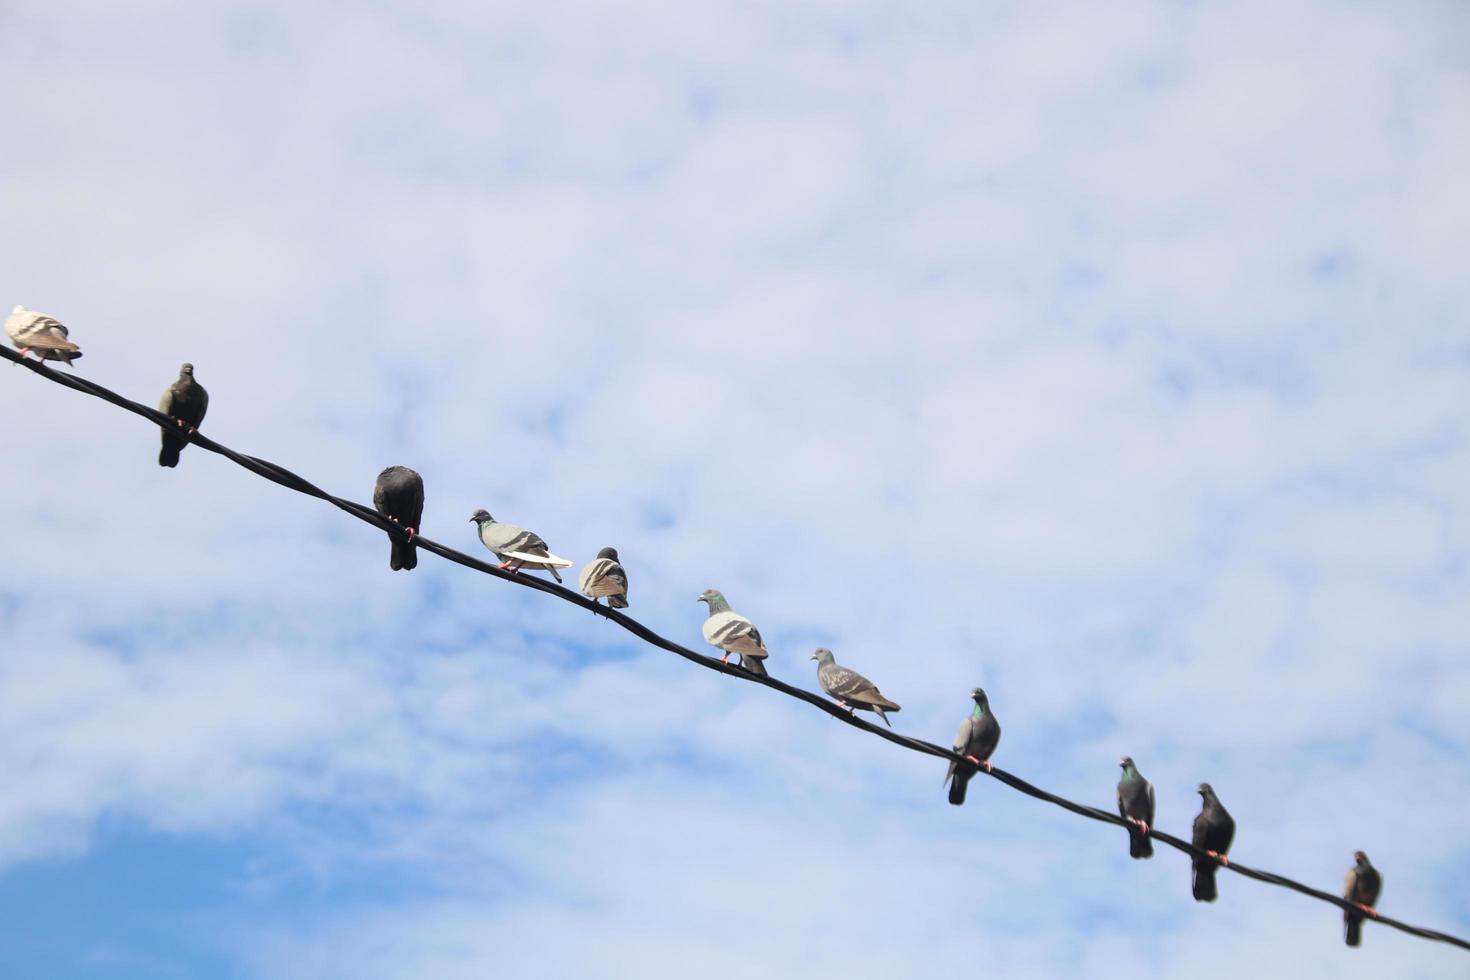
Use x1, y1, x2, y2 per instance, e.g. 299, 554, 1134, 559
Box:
470, 509, 572, 582
6, 305, 81, 365
811, 648, 900, 726
579, 547, 629, 608
696, 589, 768, 676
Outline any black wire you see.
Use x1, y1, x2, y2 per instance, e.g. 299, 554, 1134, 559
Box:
5, 344, 1467, 954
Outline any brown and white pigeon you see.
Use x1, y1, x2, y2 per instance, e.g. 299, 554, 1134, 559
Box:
1190, 783, 1235, 901
1343, 851, 1382, 947
812, 648, 900, 726
1117, 757, 1155, 859
158, 363, 209, 467
697, 589, 768, 676
579, 547, 629, 608
6, 305, 81, 365
373, 466, 424, 571
470, 509, 571, 582
946, 687, 1001, 806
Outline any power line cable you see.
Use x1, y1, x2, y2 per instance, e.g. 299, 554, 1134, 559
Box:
4, 344, 1466, 954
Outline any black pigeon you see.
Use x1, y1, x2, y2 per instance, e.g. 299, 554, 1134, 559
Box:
1343, 851, 1383, 947
1190, 783, 1235, 901
1116, 756, 1155, 859
373, 466, 425, 571
946, 687, 1001, 806
157, 363, 209, 467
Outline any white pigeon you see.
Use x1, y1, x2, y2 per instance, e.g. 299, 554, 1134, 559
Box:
578, 547, 629, 608
696, 588, 769, 677
469, 508, 573, 582
6, 305, 81, 365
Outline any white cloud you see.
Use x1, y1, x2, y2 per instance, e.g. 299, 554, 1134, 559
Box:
1, 0, 1468, 976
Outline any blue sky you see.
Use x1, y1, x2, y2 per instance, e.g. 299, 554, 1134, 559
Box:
2, 0, 1469, 977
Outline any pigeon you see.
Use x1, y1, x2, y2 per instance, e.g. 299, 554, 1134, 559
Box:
946, 687, 1001, 806
1190, 783, 1235, 901
579, 547, 629, 608
6, 305, 81, 366
811, 648, 900, 726
373, 466, 425, 571
696, 589, 767, 676
1117, 757, 1155, 859
157, 363, 209, 467
1343, 851, 1382, 947
469, 509, 572, 582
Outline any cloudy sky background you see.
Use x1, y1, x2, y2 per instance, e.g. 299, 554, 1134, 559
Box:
2, 0, 1468, 976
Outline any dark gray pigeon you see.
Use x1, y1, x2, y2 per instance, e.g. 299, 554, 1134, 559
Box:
470, 508, 571, 582
697, 589, 768, 677
373, 466, 425, 571
1117, 756, 1155, 859
1190, 783, 1235, 901
579, 547, 629, 608
946, 687, 1001, 806
6, 305, 81, 365
158, 363, 209, 467
1342, 851, 1382, 947
811, 648, 900, 726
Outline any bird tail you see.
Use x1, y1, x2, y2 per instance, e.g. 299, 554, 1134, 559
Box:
549, 566, 563, 583
608, 594, 628, 609
1344, 911, 1363, 947
740, 655, 767, 677
1128, 825, 1153, 859
1192, 862, 1218, 902
389, 536, 403, 571
947, 766, 973, 806
874, 706, 893, 728
158, 443, 181, 467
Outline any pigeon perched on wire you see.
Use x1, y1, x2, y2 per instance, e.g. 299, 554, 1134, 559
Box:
696, 589, 769, 676
811, 648, 900, 726
1117, 757, 1155, 859
157, 363, 209, 468
1342, 851, 1382, 947
470, 509, 572, 582
946, 687, 1001, 806
579, 547, 629, 608
373, 466, 425, 571
1190, 783, 1235, 901
6, 305, 81, 366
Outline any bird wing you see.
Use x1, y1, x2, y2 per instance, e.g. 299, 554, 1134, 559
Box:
1146, 780, 1157, 823
10, 310, 75, 350
952, 716, 976, 755
703, 610, 755, 647
821, 664, 877, 699
579, 558, 627, 596
1343, 867, 1359, 901
159, 384, 176, 417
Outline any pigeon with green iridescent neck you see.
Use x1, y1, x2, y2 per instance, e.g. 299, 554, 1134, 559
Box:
1342, 851, 1382, 947
1190, 783, 1235, 901
696, 589, 767, 676
811, 648, 900, 726
157, 363, 209, 467
579, 547, 629, 608
945, 687, 1001, 806
6, 305, 81, 365
469, 509, 572, 582
374, 466, 424, 570
1116, 756, 1155, 859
